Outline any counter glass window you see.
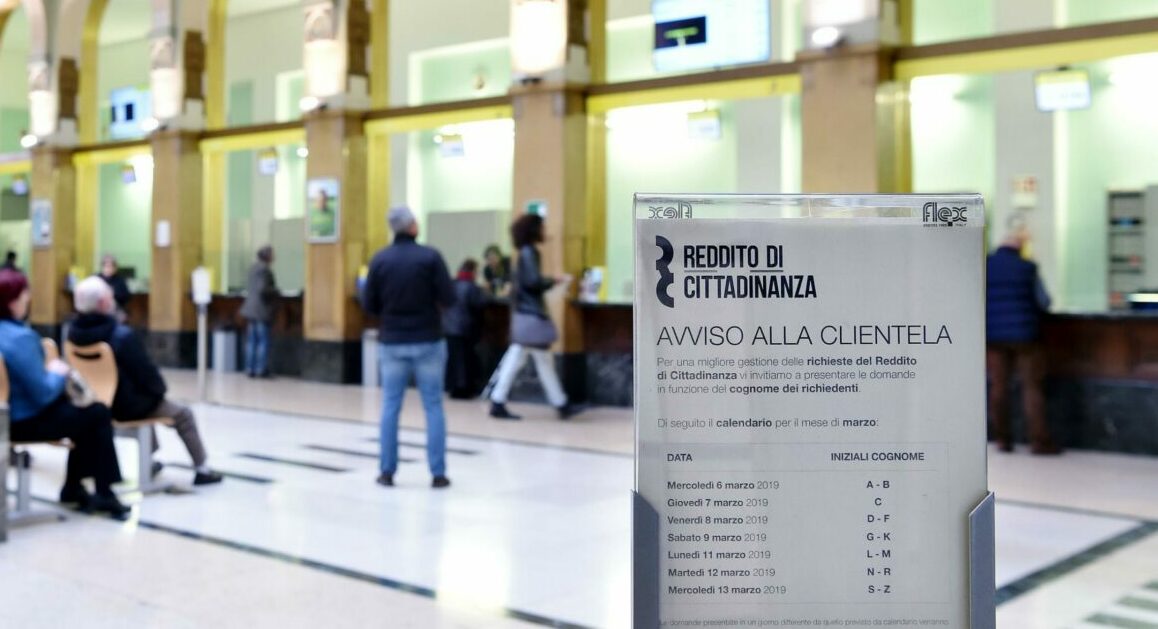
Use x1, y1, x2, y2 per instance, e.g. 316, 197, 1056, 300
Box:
95, 157, 153, 289
221, 144, 307, 294
0, 173, 31, 272
909, 52, 1158, 312
381, 119, 515, 270
602, 93, 801, 302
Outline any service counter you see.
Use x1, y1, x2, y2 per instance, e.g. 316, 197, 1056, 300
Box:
77, 295, 1158, 454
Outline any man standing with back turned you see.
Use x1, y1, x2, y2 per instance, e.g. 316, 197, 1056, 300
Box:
986, 215, 1060, 455
362, 207, 455, 488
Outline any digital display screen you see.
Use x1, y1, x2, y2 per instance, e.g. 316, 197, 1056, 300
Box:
653, 0, 771, 72
1034, 69, 1091, 112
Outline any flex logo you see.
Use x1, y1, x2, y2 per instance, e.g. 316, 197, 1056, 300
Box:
922, 202, 968, 226
648, 202, 693, 219
655, 235, 675, 308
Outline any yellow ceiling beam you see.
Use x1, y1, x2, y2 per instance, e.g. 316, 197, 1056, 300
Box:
0, 160, 31, 175
587, 74, 801, 113
199, 128, 307, 154
365, 103, 514, 135
73, 144, 151, 166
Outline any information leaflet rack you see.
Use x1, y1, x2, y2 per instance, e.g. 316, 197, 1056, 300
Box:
632, 194, 994, 628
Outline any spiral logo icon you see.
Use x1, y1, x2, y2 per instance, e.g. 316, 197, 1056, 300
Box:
655, 235, 675, 308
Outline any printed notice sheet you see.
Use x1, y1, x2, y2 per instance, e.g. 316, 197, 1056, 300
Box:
634, 195, 989, 628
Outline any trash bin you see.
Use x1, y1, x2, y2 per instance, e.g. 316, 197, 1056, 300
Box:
362, 329, 379, 387
212, 327, 238, 373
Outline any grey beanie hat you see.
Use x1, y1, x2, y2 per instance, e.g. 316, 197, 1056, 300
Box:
388, 206, 416, 233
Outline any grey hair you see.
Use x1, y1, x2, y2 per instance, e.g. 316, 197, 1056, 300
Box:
74, 276, 114, 315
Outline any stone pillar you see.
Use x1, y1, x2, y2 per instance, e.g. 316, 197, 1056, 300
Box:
301, 110, 367, 383
147, 131, 202, 367
799, 45, 901, 193
511, 86, 588, 400
28, 147, 76, 340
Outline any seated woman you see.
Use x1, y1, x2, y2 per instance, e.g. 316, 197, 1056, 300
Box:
0, 269, 129, 518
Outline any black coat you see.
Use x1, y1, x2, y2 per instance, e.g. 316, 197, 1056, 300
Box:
362, 234, 455, 344
442, 279, 486, 339
101, 273, 131, 309
513, 244, 555, 319
68, 313, 167, 419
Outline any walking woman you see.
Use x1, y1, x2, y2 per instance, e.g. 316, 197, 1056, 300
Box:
0, 269, 130, 518
488, 214, 581, 420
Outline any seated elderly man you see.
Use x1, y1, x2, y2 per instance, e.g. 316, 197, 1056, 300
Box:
68, 277, 223, 486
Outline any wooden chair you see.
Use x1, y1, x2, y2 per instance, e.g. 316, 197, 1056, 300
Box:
62, 341, 175, 494
1, 355, 67, 534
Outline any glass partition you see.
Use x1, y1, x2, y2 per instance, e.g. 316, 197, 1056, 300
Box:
383, 118, 515, 270
221, 143, 308, 293
604, 93, 801, 301
913, 0, 1158, 46
909, 52, 1158, 311
0, 172, 31, 271
96, 158, 153, 287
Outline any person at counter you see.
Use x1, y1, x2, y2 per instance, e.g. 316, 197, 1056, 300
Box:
482, 244, 511, 297
443, 259, 487, 399
986, 216, 1060, 455
241, 245, 279, 378
69, 277, 224, 486
0, 269, 130, 518
99, 254, 131, 313
2, 251, 19, 272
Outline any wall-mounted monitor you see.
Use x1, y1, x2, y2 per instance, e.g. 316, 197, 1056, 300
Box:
1034, 69, 1091, 112
652, 0, 771, 73
108, 86, 153, 140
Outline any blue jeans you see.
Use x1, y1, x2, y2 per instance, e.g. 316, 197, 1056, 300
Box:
378, 340, 448, 477
245, 320, 270, 375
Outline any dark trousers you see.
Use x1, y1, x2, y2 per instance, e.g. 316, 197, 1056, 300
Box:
986, 342, 1052, 448
445, 335, 481, 399
10, 398, 122, 493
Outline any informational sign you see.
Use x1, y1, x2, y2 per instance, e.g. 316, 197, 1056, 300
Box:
652, 0, 771, 72
306, 178, 340, 242
633, 194, 992, 628
155, 220, 172, 248
30, 198, 52, 248
1034, 69, 1091, 112
191, 266, 212, 306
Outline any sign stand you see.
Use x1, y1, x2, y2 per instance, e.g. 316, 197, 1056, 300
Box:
192, 267, 212, 403
632, 194, 994, 628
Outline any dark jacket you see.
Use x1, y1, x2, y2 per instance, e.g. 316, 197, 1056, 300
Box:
240, 261, 279, 322
68, 313, 167, 419
986, 246, 1051, 344
483, 257, 511, 294
442, 279, 487, 339
362, 234, 455, 344
513, 244, 555, 319
101, 273, 131, 309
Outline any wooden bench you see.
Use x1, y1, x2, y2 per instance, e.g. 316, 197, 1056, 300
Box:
63, 341, 176, 495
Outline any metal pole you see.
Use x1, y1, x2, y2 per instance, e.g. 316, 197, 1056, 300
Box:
196, 303, 208, 402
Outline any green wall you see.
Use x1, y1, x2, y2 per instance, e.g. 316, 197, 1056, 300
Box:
414, 41, 511, 104
98, 162, 152, 283
1061, 55, 1158, 309
913, 0, 994, 44
1063, 0, 1158, 25
911, 75, 996, 207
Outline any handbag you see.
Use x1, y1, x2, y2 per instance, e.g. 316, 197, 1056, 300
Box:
65, 369, 96, 408
511, 312, 558, 349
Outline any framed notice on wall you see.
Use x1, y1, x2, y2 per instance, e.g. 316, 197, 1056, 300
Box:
633, 194, 993, 628
30, 198, 52, 248
306, 178, 340, 243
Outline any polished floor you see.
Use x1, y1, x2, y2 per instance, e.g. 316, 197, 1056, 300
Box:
2, 370, 1158, 628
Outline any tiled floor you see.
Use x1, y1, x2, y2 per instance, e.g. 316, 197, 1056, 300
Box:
3, 370, 1158, 628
